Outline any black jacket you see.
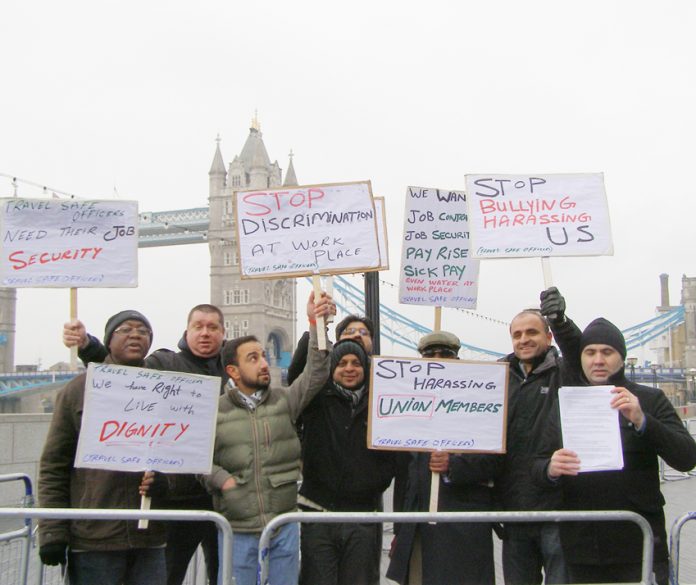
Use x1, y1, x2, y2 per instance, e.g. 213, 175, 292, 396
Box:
533, 318, 696, 565
495, 345, 568, 512
299, 380, 401, 511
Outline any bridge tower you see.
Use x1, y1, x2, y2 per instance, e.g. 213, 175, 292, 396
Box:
207, 116, 297, 368
682, 275, 696, 370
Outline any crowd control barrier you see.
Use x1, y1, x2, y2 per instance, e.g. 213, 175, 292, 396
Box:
0, 474, 33, 585
669, 511, 696, 585
259, 510, 654, 585
0, 507, 234, 585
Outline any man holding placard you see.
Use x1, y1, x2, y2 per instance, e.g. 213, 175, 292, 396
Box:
387, 331, 500, 585
63, 304, 227, 585
536, 290, 696, 585
38, 310, 169, 585
205, 291, 333, 585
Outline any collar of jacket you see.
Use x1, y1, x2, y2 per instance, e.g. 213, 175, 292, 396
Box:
502, 346, 559, 378
224, 379, 270, 409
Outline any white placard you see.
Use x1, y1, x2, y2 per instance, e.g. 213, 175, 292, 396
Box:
368, 357, 508, 453
75, 363, 220, 474
465, 174, 613, 258
0, 198, 139, 287
235, 182, 381, 278
398, 186, 480, 308
559, 385, 624, 472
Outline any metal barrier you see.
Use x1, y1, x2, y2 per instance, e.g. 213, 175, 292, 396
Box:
259, 510, 655, 585
669, 511, 696, 585
0, 473, 33, 585
0, 508, 234, 585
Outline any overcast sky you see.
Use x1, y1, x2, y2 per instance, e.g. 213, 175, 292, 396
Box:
2, 0, 694, 367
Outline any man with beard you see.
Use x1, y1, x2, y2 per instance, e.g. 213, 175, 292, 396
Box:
536, 289, 696, 585
63, 304, 227, 585
204, 291, 333, 585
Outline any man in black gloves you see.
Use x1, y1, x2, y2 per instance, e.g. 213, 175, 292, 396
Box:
39, 311, 168, 585
538, 287, 696, 585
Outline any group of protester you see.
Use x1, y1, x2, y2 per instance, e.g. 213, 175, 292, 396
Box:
37, 286, 696, 585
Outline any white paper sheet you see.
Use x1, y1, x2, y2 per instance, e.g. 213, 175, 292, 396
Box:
558, 385, 624, 472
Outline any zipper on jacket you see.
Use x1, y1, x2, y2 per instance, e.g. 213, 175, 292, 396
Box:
250, 410, 267, 525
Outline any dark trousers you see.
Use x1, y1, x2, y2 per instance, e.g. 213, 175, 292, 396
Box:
502, 523, 568, 585
300, 522, 381, 585
68, 548, 166, 585
568, 560, 668, 585
165, 520, 219, 585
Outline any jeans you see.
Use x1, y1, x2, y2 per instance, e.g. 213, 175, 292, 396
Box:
67, 548, 166, 585
502, 523, 568, 585
299, 522, 381, 585
220, 523, 299, 585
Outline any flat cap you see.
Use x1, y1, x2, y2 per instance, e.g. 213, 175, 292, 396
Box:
417, 330, 461, 353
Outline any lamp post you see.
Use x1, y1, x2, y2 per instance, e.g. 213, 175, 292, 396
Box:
627, 356, 638, 382
687, 368, 696, 403
650, 363, 660, 389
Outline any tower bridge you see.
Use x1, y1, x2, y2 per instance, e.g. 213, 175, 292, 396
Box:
0, 120, 694, 409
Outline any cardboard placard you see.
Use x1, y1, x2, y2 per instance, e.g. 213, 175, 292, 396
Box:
368, 357, 508, 453
398, 186, 480, 308
75, 363, 219, 474
234, 181, 382, 279
465, 173, 613, 258
0, 198, 139, 287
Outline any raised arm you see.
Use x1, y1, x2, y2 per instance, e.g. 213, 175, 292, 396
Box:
63, 319, 108, 366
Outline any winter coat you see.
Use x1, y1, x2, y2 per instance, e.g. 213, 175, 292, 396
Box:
299, 380, 400, 511
38, 359, 167, 551
533, 318, 696, 565
204, 328, 330, 532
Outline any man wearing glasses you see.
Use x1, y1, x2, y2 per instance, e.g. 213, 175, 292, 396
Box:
39, 311, 168, 584
62, 305, 227, 585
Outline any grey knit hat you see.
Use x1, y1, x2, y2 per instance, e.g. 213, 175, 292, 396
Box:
104, 310, 153, 350
331, 339, 369, 376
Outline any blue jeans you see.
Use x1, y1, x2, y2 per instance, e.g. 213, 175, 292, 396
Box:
67, 548, 166, 585
502, 523, 568, 585
220, 523, 299, 585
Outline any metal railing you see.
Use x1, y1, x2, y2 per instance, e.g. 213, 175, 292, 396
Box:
0, 508, 234, 585
0, 473, 33, 585
669, 511, 696, 585
258, 509, 654, 585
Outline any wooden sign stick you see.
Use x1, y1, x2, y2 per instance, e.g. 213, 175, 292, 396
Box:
69, 288, 78, 371
429, 306, 443, 517
312, 274, 326, 351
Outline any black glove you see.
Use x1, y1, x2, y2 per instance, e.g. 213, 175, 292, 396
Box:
540, 287, 566, 324
39, 542, 67, 566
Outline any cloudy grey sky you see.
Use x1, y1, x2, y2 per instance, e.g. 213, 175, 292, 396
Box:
2, 0, 695, 367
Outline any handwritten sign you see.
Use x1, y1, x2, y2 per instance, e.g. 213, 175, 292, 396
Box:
398, 186, 480, 308
234, 181, 381, 279
368, 357, 508, 453
465, 174, 613, 258
75, 363, 220, 474
0, 198, 138, 287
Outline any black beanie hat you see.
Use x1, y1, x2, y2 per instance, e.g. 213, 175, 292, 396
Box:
104, 310, 153, 351
580, 318, 627, 359
331, 339, 369, 376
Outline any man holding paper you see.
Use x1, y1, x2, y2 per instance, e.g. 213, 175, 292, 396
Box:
38, 310, 168, 585
537, 291, 696, 585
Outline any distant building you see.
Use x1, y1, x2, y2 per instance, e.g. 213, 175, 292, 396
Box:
207, 115, 298, 369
